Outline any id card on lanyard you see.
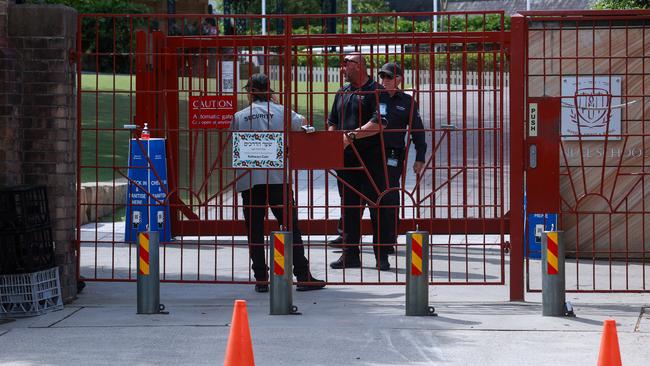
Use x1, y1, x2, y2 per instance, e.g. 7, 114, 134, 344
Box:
387, 148, 398, 167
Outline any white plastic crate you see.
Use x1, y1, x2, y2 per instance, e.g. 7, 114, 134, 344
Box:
0, 266, 63, 318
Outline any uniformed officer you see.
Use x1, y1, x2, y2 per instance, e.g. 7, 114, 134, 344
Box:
377, 62, 427, 247
232, 73, 325, 292
327, 53, 392, 271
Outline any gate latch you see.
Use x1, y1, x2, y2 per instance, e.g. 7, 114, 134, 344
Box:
529, 144, 537, 169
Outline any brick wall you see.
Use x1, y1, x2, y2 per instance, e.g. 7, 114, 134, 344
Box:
5, 4, 78, 301
0, 1, 6, 40
0, 0, 22, 187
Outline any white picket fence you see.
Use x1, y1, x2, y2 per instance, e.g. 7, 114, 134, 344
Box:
267, 65, 509, 88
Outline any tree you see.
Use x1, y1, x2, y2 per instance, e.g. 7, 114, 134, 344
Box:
28, 0, 152, 73
593, 0, 650, 9
27, 0, 150, 13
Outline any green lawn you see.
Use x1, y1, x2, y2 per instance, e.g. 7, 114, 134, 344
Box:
80, 73, 335, 183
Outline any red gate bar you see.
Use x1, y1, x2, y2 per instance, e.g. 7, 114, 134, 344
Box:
521, 10, 650, 293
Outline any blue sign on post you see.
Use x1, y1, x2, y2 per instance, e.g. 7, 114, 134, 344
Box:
524, 194, 558, 259
125, 138, 171, 242
526, 213, 558, 259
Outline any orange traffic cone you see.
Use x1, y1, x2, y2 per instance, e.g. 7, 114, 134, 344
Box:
224, 300, 255, 366
597, 319, 622, 366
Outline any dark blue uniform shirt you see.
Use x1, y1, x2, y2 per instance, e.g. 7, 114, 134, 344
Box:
383, 91, 427, 162
327, 78, 389, 152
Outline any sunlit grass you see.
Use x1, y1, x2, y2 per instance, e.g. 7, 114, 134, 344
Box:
80, 73, 335, 182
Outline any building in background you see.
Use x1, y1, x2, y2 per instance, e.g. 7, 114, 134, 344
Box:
389, 0, 594, 14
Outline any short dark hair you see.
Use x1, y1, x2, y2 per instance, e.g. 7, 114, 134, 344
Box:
244, 73, 273, 102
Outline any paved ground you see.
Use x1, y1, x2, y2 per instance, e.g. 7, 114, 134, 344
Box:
8, 79, 647, 364
1, 278, 649, 365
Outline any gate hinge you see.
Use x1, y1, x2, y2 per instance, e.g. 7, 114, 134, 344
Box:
503, 241, 511, 254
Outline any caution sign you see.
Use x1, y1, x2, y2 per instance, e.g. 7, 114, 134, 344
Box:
189, 96, 236, 129
546, 232, 559, 275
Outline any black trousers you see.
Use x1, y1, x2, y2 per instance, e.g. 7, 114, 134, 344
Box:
380, 148, 404, 247
337, 146, 393, 260
334, 157, 400, 242
241, 184, 309, 281
335, 179, 344, 237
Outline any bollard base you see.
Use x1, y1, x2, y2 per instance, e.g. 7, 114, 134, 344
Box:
290, 305, 301, 315
271, 304, 301, 316
406, 306, 438, 317
137, 303, 169, 315
564, 302, 576, 317
158, 303, 170, 315
428, 306, 438, 317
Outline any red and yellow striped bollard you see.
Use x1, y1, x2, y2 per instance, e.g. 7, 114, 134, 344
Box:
542, 230, 567, 316
137, 231, 161, 314
406, 230, 435, 316
270, 231, 295, 315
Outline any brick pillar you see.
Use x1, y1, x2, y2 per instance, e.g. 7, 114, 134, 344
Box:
8, 4, 78, 301
0, 1, 7, 40
0, 0, 22, 187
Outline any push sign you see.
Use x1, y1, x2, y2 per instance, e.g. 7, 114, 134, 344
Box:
189, 96, 236, 129
528, 102, 538, 137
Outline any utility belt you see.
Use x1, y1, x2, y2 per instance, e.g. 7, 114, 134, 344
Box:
385, 147, 404, 168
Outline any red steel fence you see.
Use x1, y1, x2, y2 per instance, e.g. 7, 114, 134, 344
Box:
78, 10, 650, 294
514, 10, 650, 292
76, 11, 512, 289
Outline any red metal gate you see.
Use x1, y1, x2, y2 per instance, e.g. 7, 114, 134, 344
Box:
77, 12, 511, 289
513, 10, 650, 293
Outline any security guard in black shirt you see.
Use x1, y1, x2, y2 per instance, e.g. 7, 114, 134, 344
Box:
327, 53, 392, 271
378, 62, 427, 247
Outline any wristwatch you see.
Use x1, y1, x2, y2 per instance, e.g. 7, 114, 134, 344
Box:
348, 132, 357, 141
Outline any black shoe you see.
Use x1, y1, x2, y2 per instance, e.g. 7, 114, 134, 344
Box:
330, 254, 361, 269
296, 274, 326, 291
327, 236, 344, 248
376, 257, 390, 271
77, 279, 86, 294
254, 283, 269, 293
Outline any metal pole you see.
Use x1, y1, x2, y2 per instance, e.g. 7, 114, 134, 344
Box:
347, 0, 352, 34
270, 231, 297, 315
262, 0, 266, 35
137, 231, 162, 314
167, 0, 176, 35
406, 231, 436, 316
433, 0, 437, 33
541, 231, 567, 316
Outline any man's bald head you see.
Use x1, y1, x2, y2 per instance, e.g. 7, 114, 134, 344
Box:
342, 52, 369, 87
347, 52, 367, 68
